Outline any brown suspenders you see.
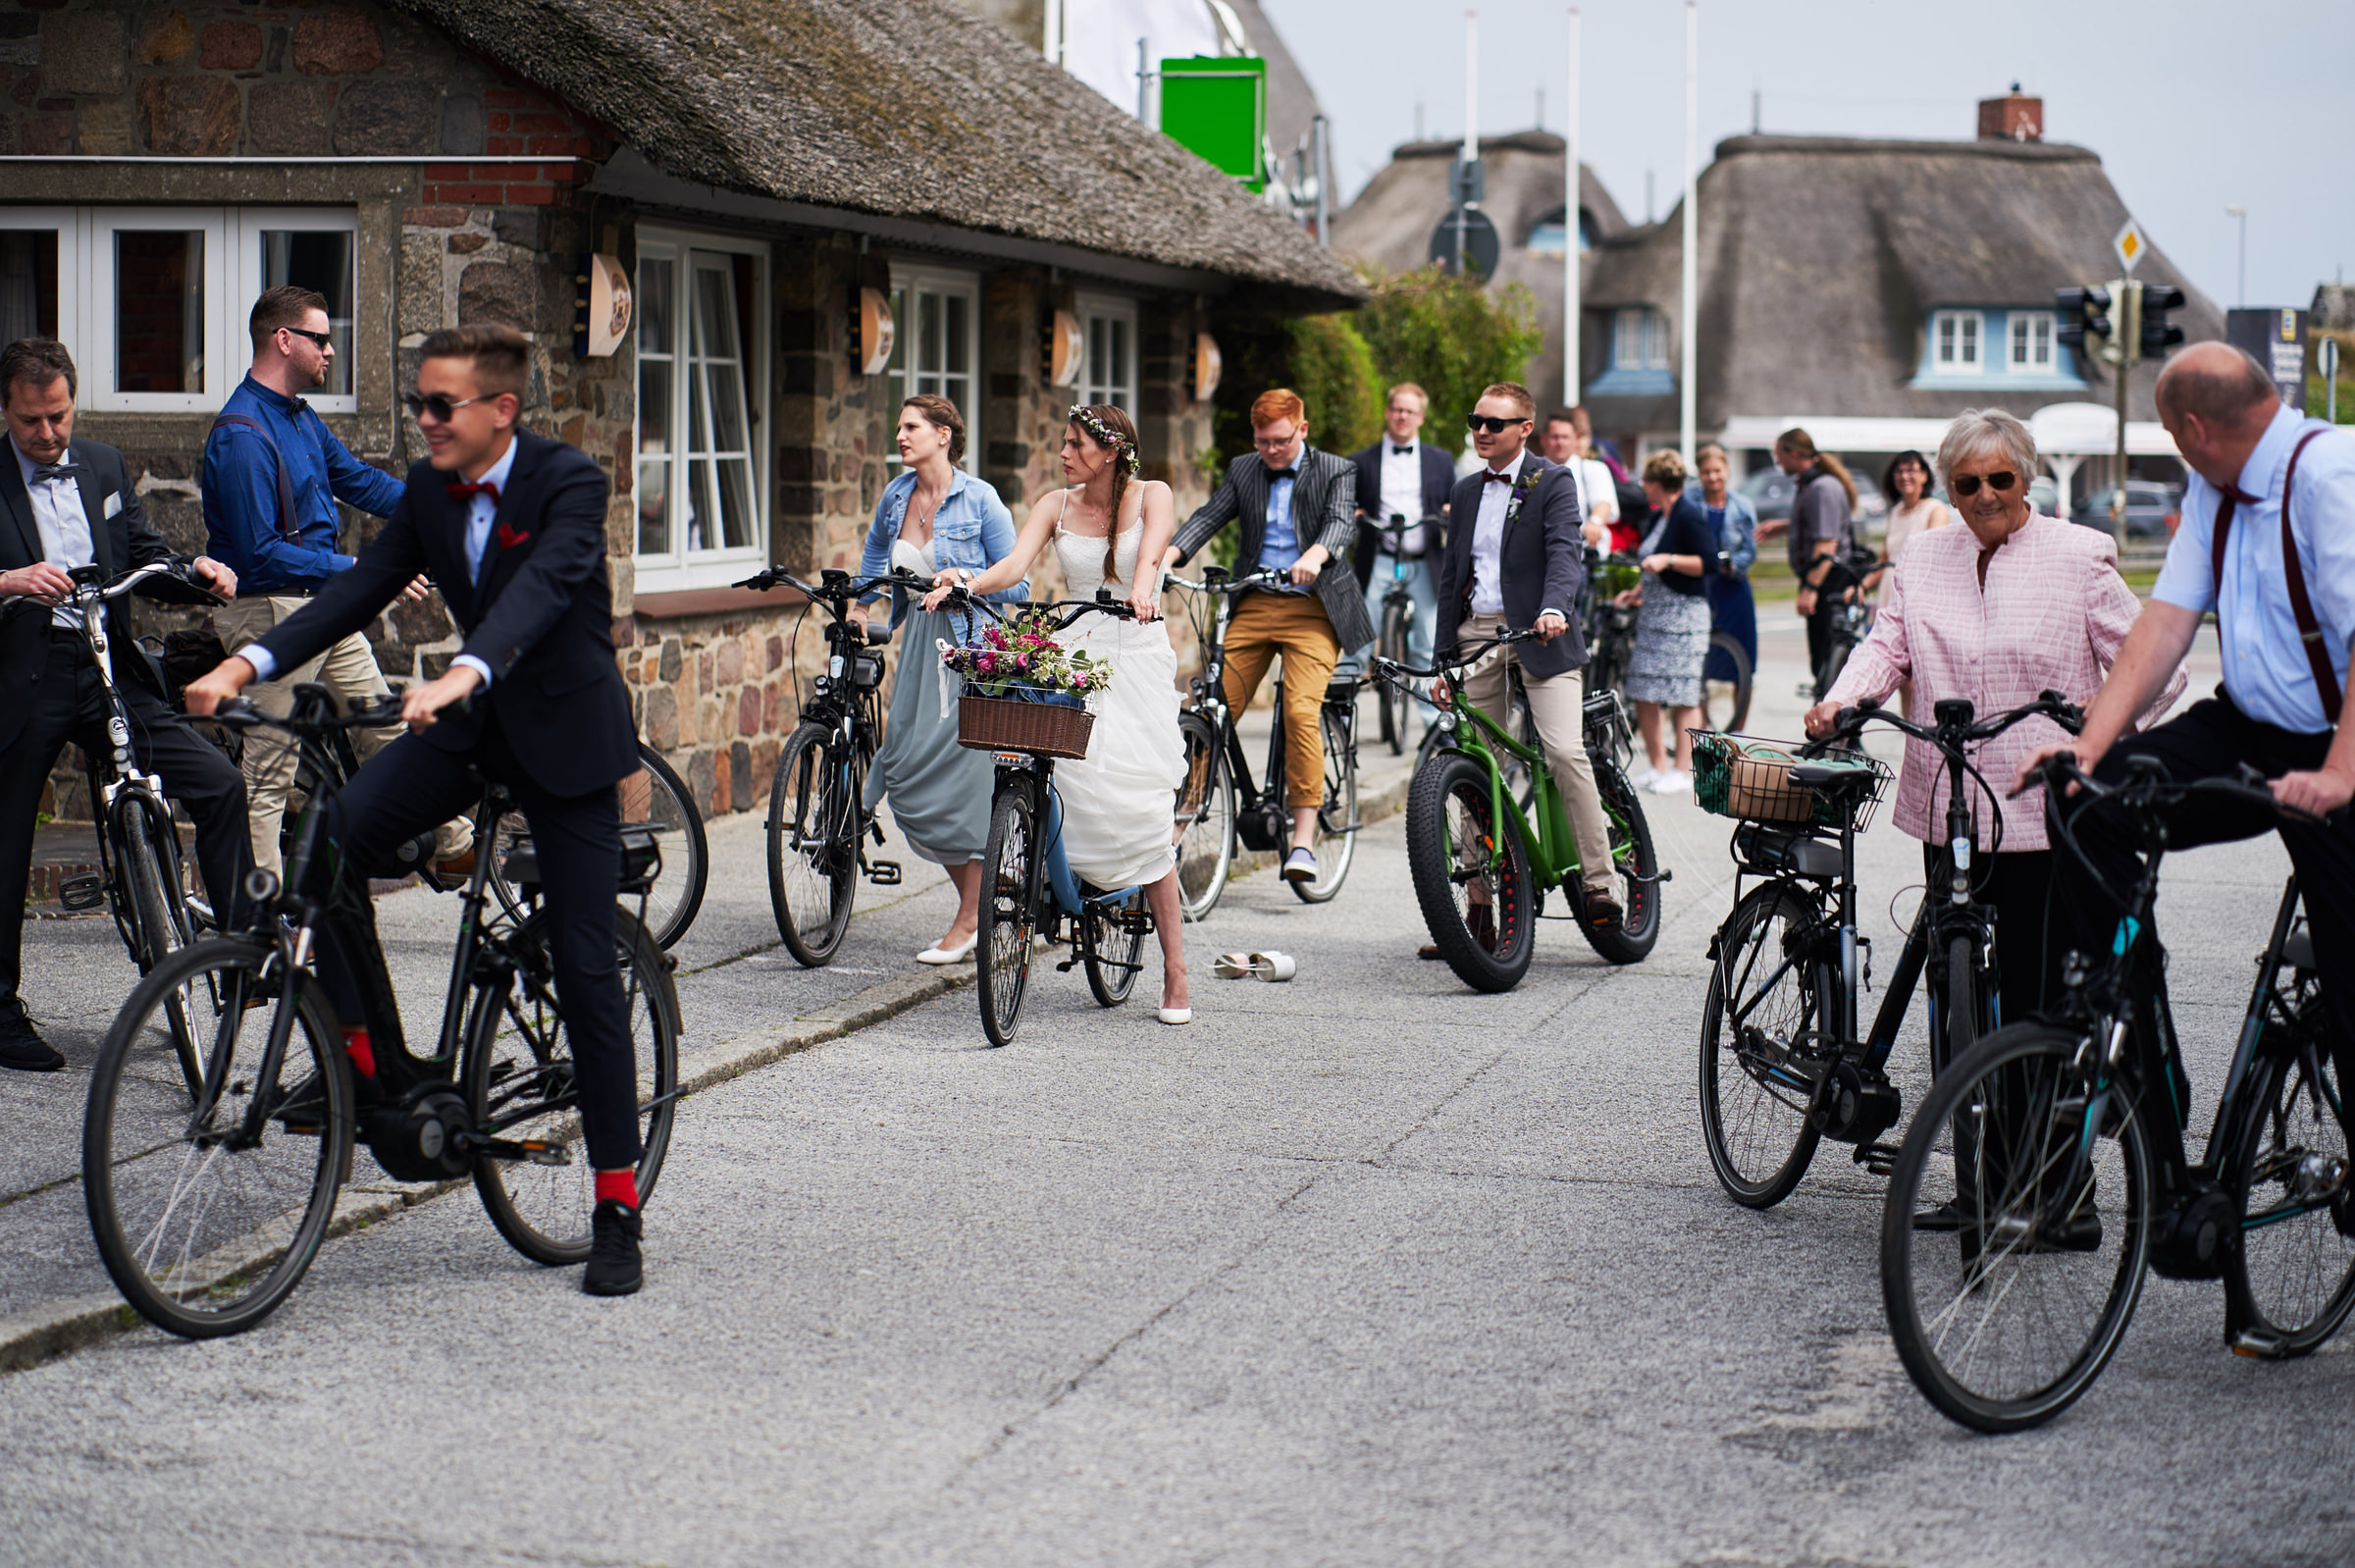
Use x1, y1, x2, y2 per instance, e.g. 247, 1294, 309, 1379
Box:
2210, 428, 2337, 725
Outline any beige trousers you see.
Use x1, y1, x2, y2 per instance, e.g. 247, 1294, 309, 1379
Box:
215, 596, 472, 877
1455, 612, 1616, 900
1219, 591, 1339, 810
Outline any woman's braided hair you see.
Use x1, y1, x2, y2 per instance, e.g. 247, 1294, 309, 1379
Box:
1071, 404, 1142, 585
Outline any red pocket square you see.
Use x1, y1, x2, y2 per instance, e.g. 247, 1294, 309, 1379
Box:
496, 521, 531, 550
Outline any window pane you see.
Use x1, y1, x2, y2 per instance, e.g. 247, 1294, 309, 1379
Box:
715, 455, 754, 549
707, 362, 747, 453
1960, 316, 1978, 365
637, 457, 670, 555
638, 258, 673, 355
0, 230, 59, 342
117, 230, 204, 393
637, 358, 672, 555
684, 456, 710, 552
945, 293, 968, 377
919, 290, 942, 384
1937, 316, 1955, 364
2010, 316, 2028, 366
261, 230, 353, 396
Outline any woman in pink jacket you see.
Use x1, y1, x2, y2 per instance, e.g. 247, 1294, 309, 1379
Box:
1805, 408, 2185, 1025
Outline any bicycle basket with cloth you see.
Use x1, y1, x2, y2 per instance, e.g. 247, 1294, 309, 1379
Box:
1690, 732, 1890, 831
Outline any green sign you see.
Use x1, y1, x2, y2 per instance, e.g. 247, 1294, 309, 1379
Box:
1159, 55, 1267, 192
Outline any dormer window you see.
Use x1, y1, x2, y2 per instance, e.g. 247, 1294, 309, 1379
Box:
1525, 208, 1596, 257
2009, 311, 2055, 370
1913, 306, 2083, 389
1933, 309, 1983, 374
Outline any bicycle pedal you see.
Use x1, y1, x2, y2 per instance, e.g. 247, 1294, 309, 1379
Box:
56, 872, 105, 912
1054, 954, 1079, 973
1856, 1141, 1902, 1176
2230, 1328, 2290, 1359
866, 860, 903, 886
514, 1138, 572, 1168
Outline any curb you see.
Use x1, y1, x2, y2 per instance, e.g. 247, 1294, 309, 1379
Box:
0, 964, 976, 1376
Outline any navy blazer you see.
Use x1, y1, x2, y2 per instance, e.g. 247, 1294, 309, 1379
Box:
255, 429, 637, 799
1347, 439, 1456, 594
1433, 450, 1590, 680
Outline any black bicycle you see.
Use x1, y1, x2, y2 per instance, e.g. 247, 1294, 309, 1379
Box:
735, 566, 910, 967
486, 742, 706, 950
1583, 546, 1641, 699
1803, 544, 1880, 703
8, 559, 229, 1095
1367, 514, 1439, 756
958, 593, 1157, 1048
1694, 692, 2081, 1209
81, 685, 680, 1337
1169, 567, 1359, 918
1879, 757, 2355, 1431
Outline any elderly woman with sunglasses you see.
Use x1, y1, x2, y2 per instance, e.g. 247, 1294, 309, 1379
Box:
1803, 408, 2183, 1026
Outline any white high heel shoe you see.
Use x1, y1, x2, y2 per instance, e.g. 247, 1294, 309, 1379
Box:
916, 931, 978, 965
1157, 1005, 1192, 1024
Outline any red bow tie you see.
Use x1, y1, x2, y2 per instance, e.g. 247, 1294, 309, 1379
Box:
447, 480, 500, 505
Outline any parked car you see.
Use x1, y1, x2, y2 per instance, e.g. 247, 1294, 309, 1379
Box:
1738, 465, 1884, 525
2072, 483, 2180, 540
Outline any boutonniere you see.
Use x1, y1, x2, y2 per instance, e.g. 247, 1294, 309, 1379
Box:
1502, 463, 1543, 525
496, 521, 531, 551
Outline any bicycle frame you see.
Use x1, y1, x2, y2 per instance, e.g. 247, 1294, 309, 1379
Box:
1422, 653, 1631, 893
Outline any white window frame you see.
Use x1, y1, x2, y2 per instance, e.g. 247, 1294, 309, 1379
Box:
631, 227, 770, 595
0, 207, 78, 357
236, 208, 361, 413
1075, 291, 1139, 414
1612, 307, 1668, 371
2009, 309, 2055, 372
1932, 309, 1984, 375
887, 263, 981, 472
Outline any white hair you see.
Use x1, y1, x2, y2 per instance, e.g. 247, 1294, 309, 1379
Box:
1937, 408, 2039, 492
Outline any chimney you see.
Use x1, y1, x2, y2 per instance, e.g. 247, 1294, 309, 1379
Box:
1977, 84, 2043, 142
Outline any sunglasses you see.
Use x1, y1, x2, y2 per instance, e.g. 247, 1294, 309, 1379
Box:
1465, 414, 1529, 435
1949, 470, 2018, 498
402, 392, 491, 423
281, 326, 334, 349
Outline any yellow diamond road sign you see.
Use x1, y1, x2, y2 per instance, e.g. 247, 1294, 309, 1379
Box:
2114, 219, 2146, 275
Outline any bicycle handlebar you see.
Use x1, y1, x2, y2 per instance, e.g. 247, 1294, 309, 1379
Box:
211, 689, 428, 737
939, 587, 1138, 631
1820, 689, 2083, 756
1368, 627, 1542, 685
2, 559, 226, 610
2031, 751, 2326, 828
1166, 567, 1293, 596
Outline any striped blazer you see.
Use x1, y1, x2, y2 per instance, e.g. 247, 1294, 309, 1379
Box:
1172, 444, 1373, 652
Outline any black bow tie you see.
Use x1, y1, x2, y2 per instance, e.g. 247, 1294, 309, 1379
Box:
1484, 469, 1516, 484
29, 461, 79, 485
1392, 445, 1414, 457
1265, 466, 1297, 482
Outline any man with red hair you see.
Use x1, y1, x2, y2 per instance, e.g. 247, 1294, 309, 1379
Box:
1166, 388, 1371, 882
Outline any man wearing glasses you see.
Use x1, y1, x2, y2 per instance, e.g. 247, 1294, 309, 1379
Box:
1166, 388, 1370, 883
203, 287, 472, 883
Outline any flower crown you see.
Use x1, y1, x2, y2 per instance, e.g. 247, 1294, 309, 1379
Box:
1070, 405, 1142, 476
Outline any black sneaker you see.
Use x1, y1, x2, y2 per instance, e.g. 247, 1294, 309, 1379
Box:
0, 1009, 64, 1072
583, 1200, 643, 1296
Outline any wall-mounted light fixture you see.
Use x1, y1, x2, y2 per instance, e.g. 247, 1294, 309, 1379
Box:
574, 253, 632, 358
1044, 309, 1084, 387
1193, 332, 1223, 402
855, 287, 895, 376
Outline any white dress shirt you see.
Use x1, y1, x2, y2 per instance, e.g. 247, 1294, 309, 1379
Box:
11, 439, 95, 631
1378, 440, 1429, 555
241, 438, 516, 688
1469, 459, 1516, 615
2152, 404, 2355, 733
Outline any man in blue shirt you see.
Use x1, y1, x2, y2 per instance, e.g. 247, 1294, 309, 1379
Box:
204, 286, 470, 878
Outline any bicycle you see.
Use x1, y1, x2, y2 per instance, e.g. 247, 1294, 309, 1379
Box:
1801, 544, 1879, 702
1582, 545, 1640, 699
1368, 513, 1439, 756
734, 565, 911, 967
1168, 567, 1359, 919
1374, 628, 1663, 986
1701, 629, 1753, 733
957, 593, 1158, 1048
8, 559, 230, 1096
486, 742, 706, 950
1693, 692, 2080, 1210
80, 684, 680, 1337
1879, 756, 2355, 1431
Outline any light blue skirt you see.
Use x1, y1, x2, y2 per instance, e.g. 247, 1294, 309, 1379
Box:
863, 605, 993, 864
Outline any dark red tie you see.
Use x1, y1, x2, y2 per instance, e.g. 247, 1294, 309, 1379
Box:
1484, 469, 1514, 483
447, 480, 500, 505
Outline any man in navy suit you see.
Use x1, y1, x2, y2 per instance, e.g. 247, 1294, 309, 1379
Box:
1429, 382, 1621, 948
1348, 382, 1454, 738
187, 324, 650, 1296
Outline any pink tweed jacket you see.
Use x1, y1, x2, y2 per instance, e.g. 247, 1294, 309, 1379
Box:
1824, 515, 2185, 852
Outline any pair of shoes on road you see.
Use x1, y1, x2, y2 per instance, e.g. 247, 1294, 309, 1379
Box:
0, 1006, 63, 1072
584, 1199, 643, 1296
1626, 763, 1660, 790
1282, 846, 1319, 883
1646, 768, 1692, 795
916, 931, 978, 965
1418, 903, 1495, 960
1212, 952, 1295, 982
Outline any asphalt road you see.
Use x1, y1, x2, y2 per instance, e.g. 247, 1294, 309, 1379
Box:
1, 622, 2349, 1568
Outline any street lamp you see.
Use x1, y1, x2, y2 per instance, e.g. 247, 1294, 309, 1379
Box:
2225, 205, 2247, 307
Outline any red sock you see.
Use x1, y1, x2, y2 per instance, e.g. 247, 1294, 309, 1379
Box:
341, 1027, 376, 1079
595, 1169, 640, 1209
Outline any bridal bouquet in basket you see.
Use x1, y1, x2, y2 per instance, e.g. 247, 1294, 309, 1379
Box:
940, 609, 1114, 703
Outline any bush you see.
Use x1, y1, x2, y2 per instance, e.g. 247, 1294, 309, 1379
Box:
1355, 264, 1547, 452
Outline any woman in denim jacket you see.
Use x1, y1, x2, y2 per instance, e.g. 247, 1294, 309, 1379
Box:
848, 395, 1028, 964
1692, 442, 1758, 686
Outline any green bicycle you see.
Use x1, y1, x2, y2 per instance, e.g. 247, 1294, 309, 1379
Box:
1374, 629, 1664, 990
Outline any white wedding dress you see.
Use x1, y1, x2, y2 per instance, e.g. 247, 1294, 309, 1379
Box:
1050, 496, 1186, 889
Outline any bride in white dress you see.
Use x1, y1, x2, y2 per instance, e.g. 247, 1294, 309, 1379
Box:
920, 404, 1191, 1022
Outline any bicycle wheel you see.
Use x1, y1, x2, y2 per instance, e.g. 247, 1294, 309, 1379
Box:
1083, 887, 1148, 1008
1290, 702, 1358, 903
767, 723, 860, 967
1700, 884, 1829, 1207
1578, 759, 1661, 964
1378, 599, 1411, 756
1940, 933, 1979, 1076
1174, 712, 1234, 922
121, 795, 203, 1099
1405, 750, 1536, 992
976, 787, 1039, 1047
622, 745, 707, 950
468, 908, 679, 1266
2223, 1041, 2355, 1355
83, 939, 353, 1338
1701, 631, 1753, 733
1880, 1023, 2152, 1433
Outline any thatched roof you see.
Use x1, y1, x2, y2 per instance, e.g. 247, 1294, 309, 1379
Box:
392, 0, 1365, 304
1333, 131, 1624, 405
1581, 133, 2224, 434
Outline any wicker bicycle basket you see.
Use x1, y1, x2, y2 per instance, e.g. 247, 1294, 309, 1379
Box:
957, 689, 1096, 759
1689, 732, 1892, 831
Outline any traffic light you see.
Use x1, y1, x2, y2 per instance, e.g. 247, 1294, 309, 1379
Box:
2057, 285, 2113, 359
2139, 284, 2187, 360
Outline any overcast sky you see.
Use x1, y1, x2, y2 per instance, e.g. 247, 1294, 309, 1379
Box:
1258, 0, 2355, 312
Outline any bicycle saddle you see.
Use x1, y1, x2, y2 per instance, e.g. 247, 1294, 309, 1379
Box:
1788, 759, 1877, 792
